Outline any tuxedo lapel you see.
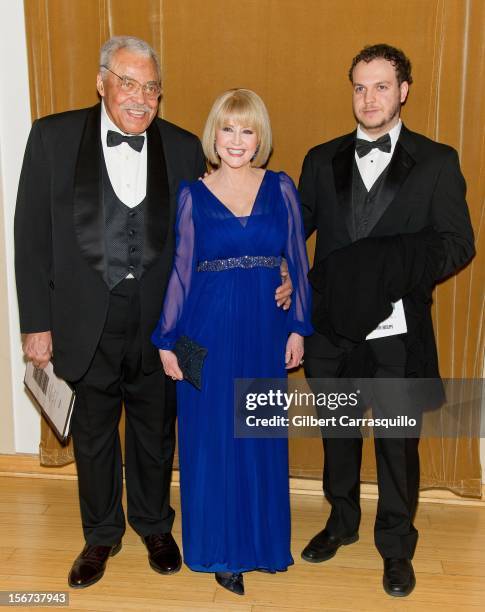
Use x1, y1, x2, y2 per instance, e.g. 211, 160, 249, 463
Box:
143, 120, 170, 271
367, 125, 416, 236
73, 104, 105, 278
332, 133, 356, 240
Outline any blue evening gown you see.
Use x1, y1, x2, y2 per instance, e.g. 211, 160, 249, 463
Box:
152, 170, 312, 573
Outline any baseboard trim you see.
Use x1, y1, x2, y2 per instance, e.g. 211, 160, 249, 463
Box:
289, 478, 485, 507
1, 454, 483, 506
0, 453, 78, 479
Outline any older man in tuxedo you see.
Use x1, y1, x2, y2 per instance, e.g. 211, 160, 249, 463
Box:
15, 35, 206, 588
299, 44, 474, 596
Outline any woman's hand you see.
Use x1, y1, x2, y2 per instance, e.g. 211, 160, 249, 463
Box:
285, 333, 304, 369
159, 349, 184, 381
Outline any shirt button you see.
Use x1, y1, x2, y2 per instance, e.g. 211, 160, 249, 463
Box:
129, 229, 135, 237
129, 211, 136, 217
130, 247, 136, 254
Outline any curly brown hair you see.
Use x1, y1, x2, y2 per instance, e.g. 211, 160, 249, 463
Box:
348, 44, 413, 85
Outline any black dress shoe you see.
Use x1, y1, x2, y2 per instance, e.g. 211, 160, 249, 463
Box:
383, 558, 416, 597
142, 532, 182, 574
68, 542, 121, 588
215, 572, 244, 596
301, 528, 359, 562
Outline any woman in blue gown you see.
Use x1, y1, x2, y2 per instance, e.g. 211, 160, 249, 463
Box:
152, 89, 312, 595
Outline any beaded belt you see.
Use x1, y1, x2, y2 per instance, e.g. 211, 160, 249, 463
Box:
197, 255, 282, 272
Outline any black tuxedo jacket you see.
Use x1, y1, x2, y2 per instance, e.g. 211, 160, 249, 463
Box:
15, 104, 206, 381
299, 124, 475, 368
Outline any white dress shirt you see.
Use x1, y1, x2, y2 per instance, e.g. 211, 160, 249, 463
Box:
100, 102, 147, 207
355, 120, 402, 191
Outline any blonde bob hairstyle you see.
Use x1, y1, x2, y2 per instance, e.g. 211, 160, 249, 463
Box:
202, 88, 272, 168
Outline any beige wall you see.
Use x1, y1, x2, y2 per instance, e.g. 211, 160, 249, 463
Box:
0, 167, 15, 454
0, 0, 33, 454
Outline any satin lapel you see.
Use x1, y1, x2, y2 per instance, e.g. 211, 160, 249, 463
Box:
366, 128, 416, 236
143, 120, 170, 272
73, 104, 105, 278
332, 133, 356, 241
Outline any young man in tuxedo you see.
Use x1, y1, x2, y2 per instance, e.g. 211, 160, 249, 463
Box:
299, 44, 474, 597
14, 35, 291, 589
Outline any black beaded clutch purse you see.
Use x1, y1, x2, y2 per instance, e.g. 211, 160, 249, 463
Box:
173, 335, 208, 390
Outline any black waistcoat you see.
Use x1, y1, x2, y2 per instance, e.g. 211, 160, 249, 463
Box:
351, 159, 390, 241
101, 155, 145, 290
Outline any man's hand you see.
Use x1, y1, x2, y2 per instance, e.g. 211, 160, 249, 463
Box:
275, 258, 293, 310
159, 349, 184, 381
22, 331, 52, 369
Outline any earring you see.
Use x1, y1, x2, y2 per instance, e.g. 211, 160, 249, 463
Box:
214, 140, 220, 158
251, 144, 260, 162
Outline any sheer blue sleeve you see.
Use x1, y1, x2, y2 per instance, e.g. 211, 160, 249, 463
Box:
151, 184, 196, 350
279, 173, 314, 336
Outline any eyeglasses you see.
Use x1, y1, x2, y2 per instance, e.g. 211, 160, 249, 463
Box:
101, 65, 161, 99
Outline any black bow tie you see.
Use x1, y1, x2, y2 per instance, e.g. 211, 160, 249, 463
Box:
355, 133, 392, 158
107, 130, 145, 153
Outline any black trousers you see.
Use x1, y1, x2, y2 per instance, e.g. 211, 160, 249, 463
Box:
70, 279, 176, 545
304, 333, 419, 559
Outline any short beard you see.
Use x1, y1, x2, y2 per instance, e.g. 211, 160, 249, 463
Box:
355, 100, 401, 133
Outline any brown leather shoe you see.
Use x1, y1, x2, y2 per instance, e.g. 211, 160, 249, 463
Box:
142, 533, 181, 574
68, 542, 121, 588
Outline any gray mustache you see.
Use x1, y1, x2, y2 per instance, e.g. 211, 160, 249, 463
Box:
120, 103, 152, 113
